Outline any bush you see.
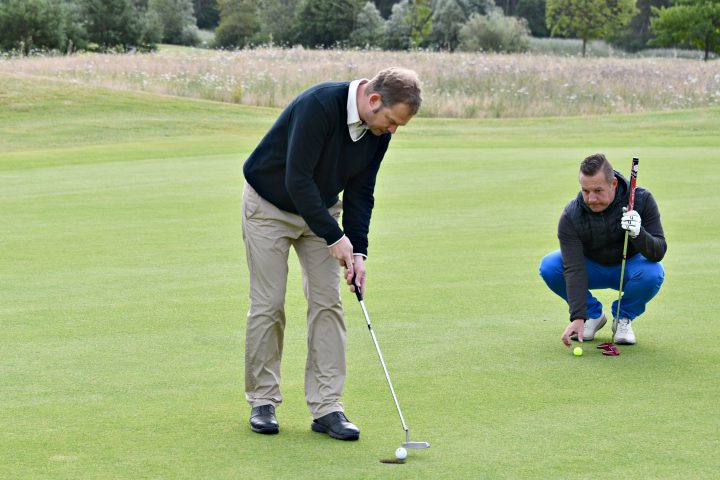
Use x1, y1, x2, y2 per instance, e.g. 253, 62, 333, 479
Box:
0, 0, 78, 54
150, 0, 200, 46
255, 0, 300, 46
295, 0, 363, 48
349, 2, 385, 48
458, 10, 530, 53
383, 0, 411, 50
429, 0, 465, 51
81, 0, 158, 52
213, 0, 258, 48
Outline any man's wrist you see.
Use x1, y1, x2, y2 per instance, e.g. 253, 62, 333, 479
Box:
328, 234, 347, 248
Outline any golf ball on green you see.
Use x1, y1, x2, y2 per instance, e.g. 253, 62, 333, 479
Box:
573, 347, 583, 356
395, 447, 407, 460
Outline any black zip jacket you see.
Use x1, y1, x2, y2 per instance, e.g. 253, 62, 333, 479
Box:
558, 171, 667, 321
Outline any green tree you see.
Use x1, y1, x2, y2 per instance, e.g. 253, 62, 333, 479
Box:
255, 0, 301, 45
150, 0, 200, 45
350, 2, 386, 47
214, 0, 258, 48
651, 0, 720, 60
458, 8, 531, 52
546, 0, 637, 56
82, 0, 157, 51
193, 0, 219, 29
374, 0, 399, 17
429, 0, 465, 50
0, 0, 77, 54
384, 0, 412, 48
494, 0, 520, 15
405, 0, 433, 47
610, 0, 670, 52
516, 0, 548, 37
458, 0, 494, 15
295, 0, 364, 47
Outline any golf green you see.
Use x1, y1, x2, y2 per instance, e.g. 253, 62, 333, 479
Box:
2, 74, 718, 479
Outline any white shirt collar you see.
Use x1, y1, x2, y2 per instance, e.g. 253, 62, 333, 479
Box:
347, 79, 368, 142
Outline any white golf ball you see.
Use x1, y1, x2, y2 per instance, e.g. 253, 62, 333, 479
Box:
395, 447, 407, 460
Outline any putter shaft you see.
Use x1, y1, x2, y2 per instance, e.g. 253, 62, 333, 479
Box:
353, 279, 430, 449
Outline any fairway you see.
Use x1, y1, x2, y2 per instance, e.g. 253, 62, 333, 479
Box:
2, 75, 719, 479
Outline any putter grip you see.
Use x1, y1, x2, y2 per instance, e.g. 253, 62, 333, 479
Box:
352, 276, 363, 301
628, 157, 639, 210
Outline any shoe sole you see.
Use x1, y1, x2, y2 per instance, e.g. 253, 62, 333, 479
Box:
311, 422, 359, 441
251, 425, 279, 434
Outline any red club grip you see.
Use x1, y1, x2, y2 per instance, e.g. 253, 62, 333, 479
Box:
628, 157, 639, 210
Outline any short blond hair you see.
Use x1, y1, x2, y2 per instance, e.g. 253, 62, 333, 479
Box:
366, 67, 422, 115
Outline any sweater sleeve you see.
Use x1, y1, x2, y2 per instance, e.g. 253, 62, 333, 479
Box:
630, 192, 667, 262
284, 94, 344, 245
341, 136, 390, 257
558, 211, 588, 321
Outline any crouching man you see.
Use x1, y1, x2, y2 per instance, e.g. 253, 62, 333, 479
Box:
539, 153, 667, 347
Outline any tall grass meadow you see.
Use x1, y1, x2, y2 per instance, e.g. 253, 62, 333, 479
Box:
1, 47, 719, 118
527, 37, 719, 60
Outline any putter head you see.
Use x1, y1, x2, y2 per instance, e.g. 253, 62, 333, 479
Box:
597, 342, 620, 356
402, 441, 430, 449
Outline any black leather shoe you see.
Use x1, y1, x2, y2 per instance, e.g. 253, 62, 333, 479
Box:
311, 411, 360, 440
250, 405, 279, 434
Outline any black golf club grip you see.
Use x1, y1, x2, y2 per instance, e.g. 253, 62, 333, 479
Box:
352, 276, 363, 301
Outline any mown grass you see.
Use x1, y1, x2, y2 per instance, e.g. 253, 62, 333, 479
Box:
1, 74, 719, 479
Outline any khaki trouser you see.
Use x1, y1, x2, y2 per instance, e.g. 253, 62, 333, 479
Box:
242, 183, 346, 418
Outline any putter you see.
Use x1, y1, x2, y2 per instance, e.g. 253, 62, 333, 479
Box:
352, 277, 430, 449
598, 157, 639, 357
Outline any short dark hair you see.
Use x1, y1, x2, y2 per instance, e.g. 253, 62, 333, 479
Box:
365, 67, 422, 115
580, 153, 614, 183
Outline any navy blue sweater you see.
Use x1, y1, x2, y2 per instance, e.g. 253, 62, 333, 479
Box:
243, 82, 391, 256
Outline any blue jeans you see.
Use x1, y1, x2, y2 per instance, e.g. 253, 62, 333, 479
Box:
539, 250, 665, 320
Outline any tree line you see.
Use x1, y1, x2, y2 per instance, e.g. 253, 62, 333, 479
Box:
0, 0, 718, 59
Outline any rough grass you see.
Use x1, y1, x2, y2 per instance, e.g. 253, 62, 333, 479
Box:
528, 37, 719, 60
1, 47, 719, 118
1, 74, 719, 479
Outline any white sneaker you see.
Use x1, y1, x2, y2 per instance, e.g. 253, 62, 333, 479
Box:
614, 318, 636, 344
571, 314, 607, 341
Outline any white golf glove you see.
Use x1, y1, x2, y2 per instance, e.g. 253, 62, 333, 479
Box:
621, 207, 641, 238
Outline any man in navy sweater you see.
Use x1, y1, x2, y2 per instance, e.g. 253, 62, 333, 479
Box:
242, 68, 422, 440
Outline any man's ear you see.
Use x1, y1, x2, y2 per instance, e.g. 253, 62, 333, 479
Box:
368, 93, 382, 112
